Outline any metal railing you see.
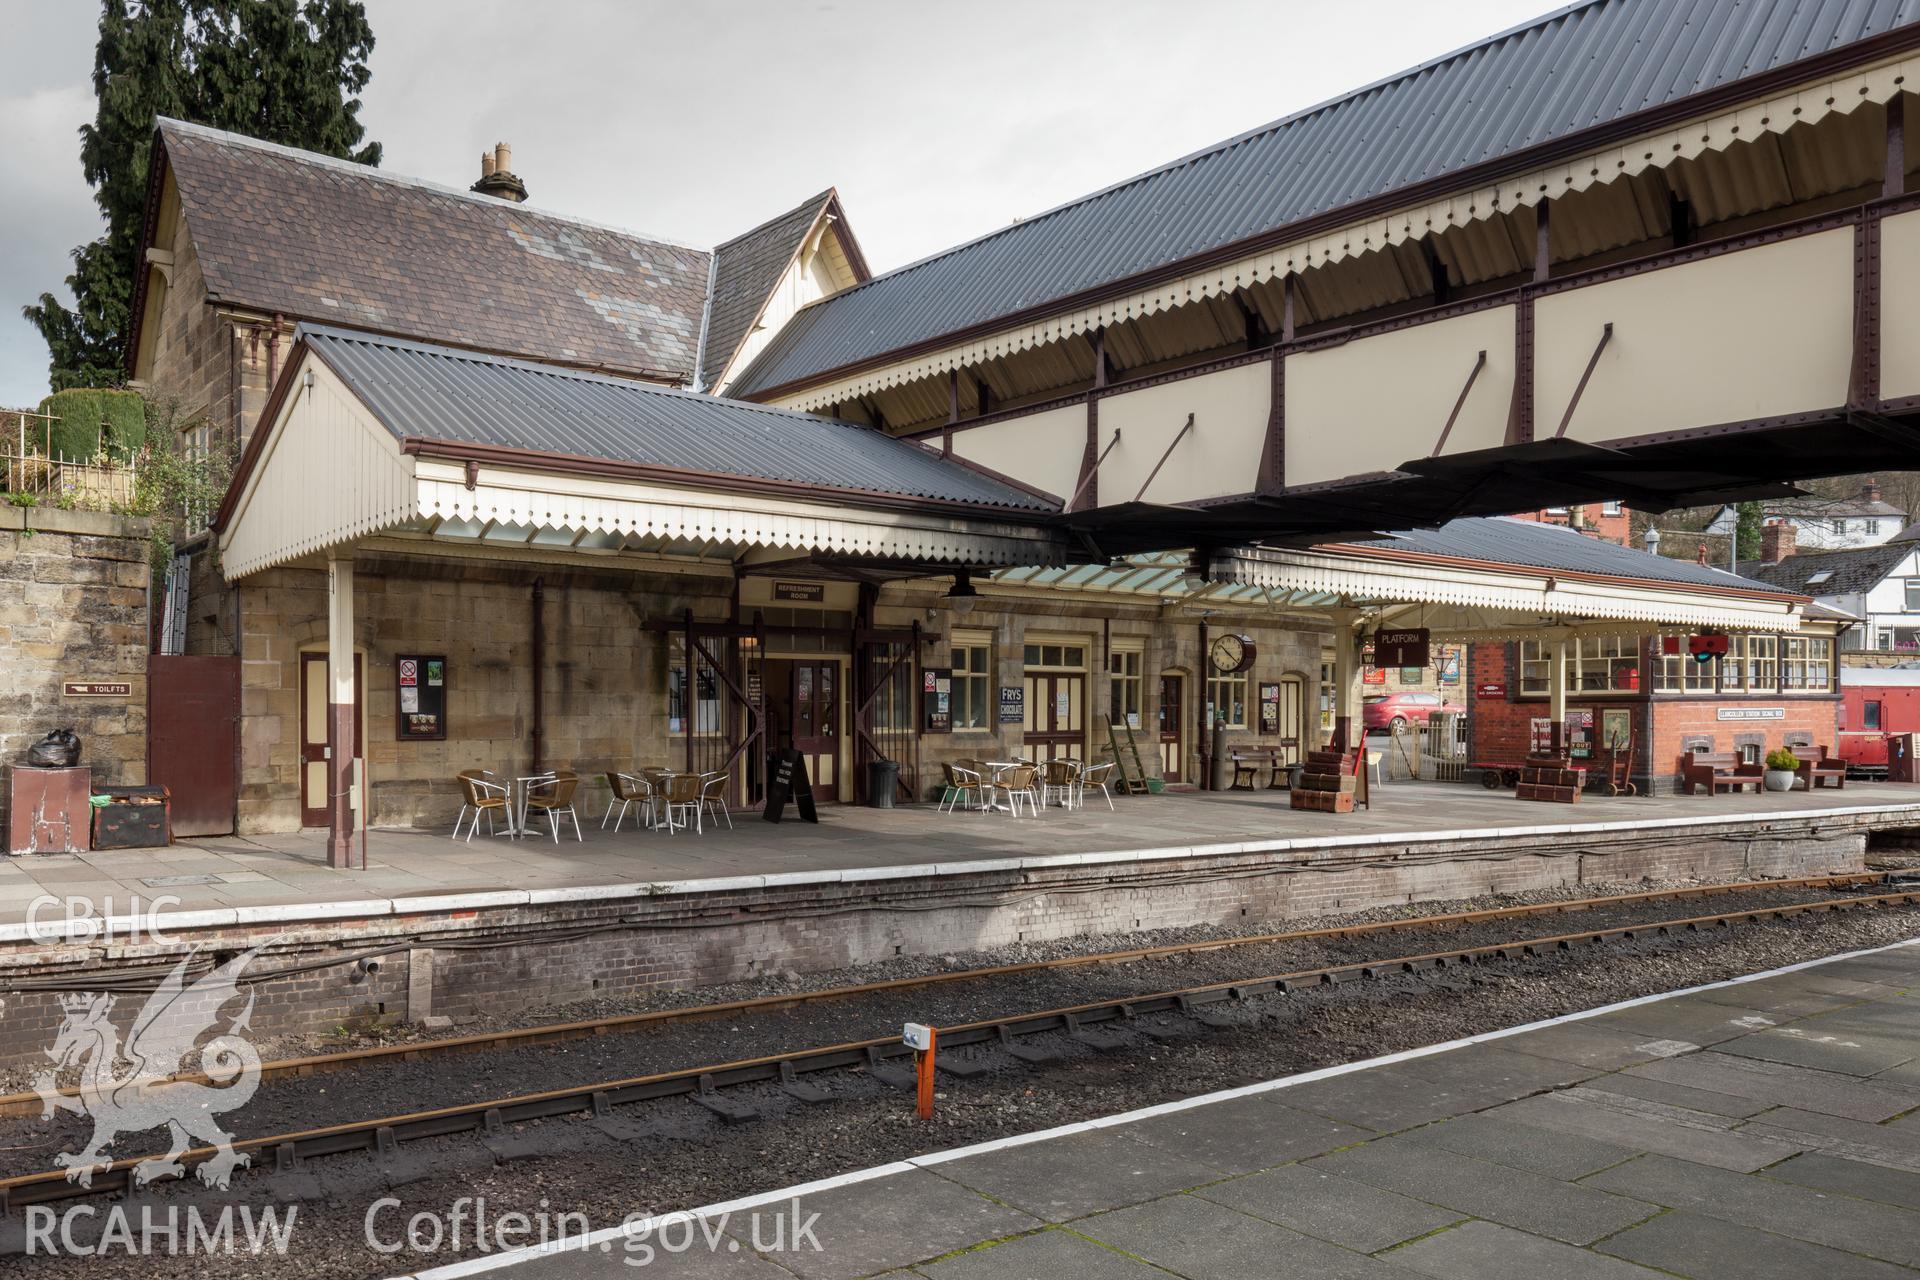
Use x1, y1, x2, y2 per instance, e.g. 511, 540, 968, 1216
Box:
4, 409, 139, 512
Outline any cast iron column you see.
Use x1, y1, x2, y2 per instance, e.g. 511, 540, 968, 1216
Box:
326, 551, 356, 869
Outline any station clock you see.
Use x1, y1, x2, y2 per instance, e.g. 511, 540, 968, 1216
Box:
1209, 633, 1256, 674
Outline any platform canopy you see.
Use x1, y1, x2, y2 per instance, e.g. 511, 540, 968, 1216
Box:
993, 517, 1810, 637
214, 326, 1072, 579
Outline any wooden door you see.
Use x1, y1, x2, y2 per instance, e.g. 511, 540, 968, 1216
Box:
148, 655, 240, 836
1278, 675, 1305, 764
1023, 672, 1086, 761
1158, 673, 1185, 782
299, 651, 362, 828
789, 660, 839, 801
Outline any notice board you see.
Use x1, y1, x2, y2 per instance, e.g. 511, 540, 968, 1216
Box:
396, 655, 448, 740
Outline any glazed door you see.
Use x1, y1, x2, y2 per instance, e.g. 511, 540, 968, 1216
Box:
299, 651, 362, 828
1158, 673, 1185, 782
789, 660, 839, 802
1023, 672, 1086, 762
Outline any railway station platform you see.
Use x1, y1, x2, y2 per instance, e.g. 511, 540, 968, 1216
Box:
411, 936, 1920, 1280
1, 783, 1918, 1069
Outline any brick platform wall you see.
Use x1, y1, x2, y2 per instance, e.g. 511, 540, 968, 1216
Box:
0, 811, 1882, 1070
1649, 697, 1840, 793
0, 509, 152, 835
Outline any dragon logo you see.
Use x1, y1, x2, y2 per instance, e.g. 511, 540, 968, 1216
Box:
33, 949, 263, 1189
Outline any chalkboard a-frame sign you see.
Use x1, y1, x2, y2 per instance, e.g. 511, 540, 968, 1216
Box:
762, 748, 819, 823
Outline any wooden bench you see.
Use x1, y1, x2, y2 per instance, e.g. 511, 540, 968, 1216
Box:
1795, 745, 1847, 790
1228, 746, 1290, 790
1682, 750, 1763, 796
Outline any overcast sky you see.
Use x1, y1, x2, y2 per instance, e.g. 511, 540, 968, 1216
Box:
1, 0, 1550, 409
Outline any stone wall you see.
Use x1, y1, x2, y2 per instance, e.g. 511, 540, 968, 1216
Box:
231, 555, 1337, 834
0, 508, 151, 832
0, 807, 1876, 1068
236, 553, 731, 833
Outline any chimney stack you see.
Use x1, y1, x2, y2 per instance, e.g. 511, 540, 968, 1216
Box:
1863, 477, 1882, 504
471, 141, 528, 203
1759, 520, 1797, 564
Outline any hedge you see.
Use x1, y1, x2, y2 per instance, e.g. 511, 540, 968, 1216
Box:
30, 388, 148, 462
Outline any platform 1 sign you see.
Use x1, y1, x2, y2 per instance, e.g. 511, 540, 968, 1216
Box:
1375, 628, 1430, 669
763, 748, 819, 824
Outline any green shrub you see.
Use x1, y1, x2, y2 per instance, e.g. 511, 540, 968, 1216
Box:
32, 387, 147, 461
1764, 747, 1800, 772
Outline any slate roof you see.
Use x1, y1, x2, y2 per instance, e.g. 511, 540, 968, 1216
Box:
729, 0, 1920, 397
1347, 517, 1803, 596
701, 191, 841, 390
299, 325, 1052, 513
1735, 543, 1917, 596
154, 120, 713, 383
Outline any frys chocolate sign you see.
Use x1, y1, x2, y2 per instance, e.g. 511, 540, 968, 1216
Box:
1373, 628, 1430, 669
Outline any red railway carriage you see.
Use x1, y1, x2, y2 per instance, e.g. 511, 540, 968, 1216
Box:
1838, 668, 1920, 777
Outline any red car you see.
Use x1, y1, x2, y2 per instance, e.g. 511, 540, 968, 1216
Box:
1363, 691, 1465, 732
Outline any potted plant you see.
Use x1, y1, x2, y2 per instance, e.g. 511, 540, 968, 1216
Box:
1763, 747, 1800, 792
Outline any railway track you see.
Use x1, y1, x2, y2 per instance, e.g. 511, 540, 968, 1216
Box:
2, 876, 1914, 1212
1, 870, 1890, 1118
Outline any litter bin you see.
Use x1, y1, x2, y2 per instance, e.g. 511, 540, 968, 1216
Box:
867, 759, 899, 808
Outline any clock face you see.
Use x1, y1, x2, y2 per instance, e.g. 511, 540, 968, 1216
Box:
1211, 634, 1251, 673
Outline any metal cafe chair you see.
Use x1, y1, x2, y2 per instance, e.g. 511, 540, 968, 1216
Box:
1040, 758, 1082, 809
940, 761, 985, 813
658, 772, 706, 835
602, 771, 652, 833
523, 771, 583, 842
1077, 760, 1118, 811
698, 772, 734, 830
453, 769, 511, 841
990, 762, 1043, 816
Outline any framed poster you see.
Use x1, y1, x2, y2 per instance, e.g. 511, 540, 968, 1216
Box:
1437, 648, 1462, 684
1258, 682, 1281, 734
923, 667, 953, 734
1566, 708, 1594, 759
396, 655, 448, 740
998, 685, 1025, 725
1602, 708, 1632, 752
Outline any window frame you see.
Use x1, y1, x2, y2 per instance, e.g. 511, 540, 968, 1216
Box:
949, 629, 994, 732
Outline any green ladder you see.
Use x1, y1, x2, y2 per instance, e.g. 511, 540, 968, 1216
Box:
1104, 715, 1153, 794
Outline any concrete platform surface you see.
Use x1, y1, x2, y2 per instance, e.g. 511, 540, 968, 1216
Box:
2, 780, 1917, 935
410, 937, 1920, 1280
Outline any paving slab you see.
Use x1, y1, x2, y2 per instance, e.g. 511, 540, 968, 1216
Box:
1487, 1089, 1805, 1172
716, 1170, 1039, 1280
1715, 1024, 1920, 1076
1398, 1111, 1638, 1180
1589, 997, 1772, 1046
1594, 1207, 1916, 1280
1112, 1098, 1369, 1175
1306, 1139, 1659, 1245
1582, 1153, 1920, 1268
1738, 1106, 1920, 1172
1077, 1193, 1417, 1280
914, 1227, 1166, 1280
1625, 1051, 1920, 1122
1489, 1021, 1682, 1072
927, 1128, 1223, 1223
1401, 1044, 1600, 1098
1764, 1150, 1920, 1209
1192, 1162, 1464, 1253
1386, 1218, 1666, 1280
1274, 1064, 1506, 1134
1577, 1070, 1776, 1118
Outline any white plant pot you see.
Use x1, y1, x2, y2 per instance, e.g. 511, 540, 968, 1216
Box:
1763, 769, 1797, 792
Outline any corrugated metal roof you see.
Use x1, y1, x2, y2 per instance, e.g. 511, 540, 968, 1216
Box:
1346, 516, 1803, 595
730, 0, 1919, 398
298, 325, 1052, 512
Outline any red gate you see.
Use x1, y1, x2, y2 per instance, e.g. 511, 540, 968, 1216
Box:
147, 655, 240, 836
